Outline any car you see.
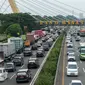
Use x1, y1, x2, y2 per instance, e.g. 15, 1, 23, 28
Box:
27, 58, 39, 69
0, 68, 8, 81
68, 55, 76, 61
36, 48, 44, 57
4, 56, 12, 62
69, 80, 83, 85
16, 69, 31, 83
37, 41, 42, 47
23, 47, 32, 56
67, 48, 75, 55
43, 44, 49, 51
75, 37, 80, 41
42, 38, 46, 42
66, 62, 78, 76
5, 62, 16, 72
47, 40, 53, 47
31, 44, 37, 50
13, 56, 24, 66
67, 42, 73, 48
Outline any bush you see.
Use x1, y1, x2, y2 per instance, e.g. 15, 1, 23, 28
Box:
35, 35, 64, 85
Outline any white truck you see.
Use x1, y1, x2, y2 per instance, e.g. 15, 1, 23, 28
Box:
0, 42, 15, 62
8, 37, 24, 53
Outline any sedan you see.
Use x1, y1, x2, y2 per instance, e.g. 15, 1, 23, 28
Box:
16, 69, 31, 83
69, 80, 83, 85
36, 48, 44, 57
13, 57, 24, 66
5, 62, 16, 72
68, 55, 76, 61
23, 47, 32, 56
27, 58, 39, 69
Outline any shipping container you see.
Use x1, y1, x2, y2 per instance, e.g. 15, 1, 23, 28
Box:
0, 42, 15, 62
8, 37, 23, 53
26, 33, 35, 44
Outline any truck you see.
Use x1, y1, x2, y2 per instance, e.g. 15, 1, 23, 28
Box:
8, 37, 23, 54
0, 42, 15, 62
24, 33, 35, 47
79, 42, 85, 60
79, 29, 85, 37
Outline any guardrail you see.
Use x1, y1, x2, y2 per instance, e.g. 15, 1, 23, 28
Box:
30, 36, 59, 85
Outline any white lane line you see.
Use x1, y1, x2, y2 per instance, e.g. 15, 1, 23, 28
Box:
10, 74, 16, 80
83, 68, 85, 73
21, 65, 24, 68
80, 61, 82, 63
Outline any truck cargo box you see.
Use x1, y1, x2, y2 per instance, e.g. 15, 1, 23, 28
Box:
26, 33, 35, 44
8, 37, 23, 53
0, 42, 15, 57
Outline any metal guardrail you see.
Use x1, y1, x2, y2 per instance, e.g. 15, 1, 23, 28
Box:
30, 37, 59, 85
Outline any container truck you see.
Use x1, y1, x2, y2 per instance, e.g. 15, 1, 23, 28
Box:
79, 29, 85, 37
24, 33, 35, 47
79, 42, 85, 60
8, 37, 23, 54
0, 42, 15, 62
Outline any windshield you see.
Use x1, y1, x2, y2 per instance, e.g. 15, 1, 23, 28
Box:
68, 54, 75, 56
68, 65, 77, 69
6, 64, 13, 67
80, 48, 85, 53
72, 83, 81, 85
0, 70, 2, 73
17, 72, 26, 75
14, 58, 21, 61
68, 50, 74, 53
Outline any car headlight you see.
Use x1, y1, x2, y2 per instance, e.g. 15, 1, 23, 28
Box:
0, 74, 4, 77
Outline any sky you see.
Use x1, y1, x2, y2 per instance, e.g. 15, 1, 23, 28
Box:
0, 0, 85, 18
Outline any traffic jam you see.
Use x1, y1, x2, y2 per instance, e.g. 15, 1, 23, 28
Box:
65, 27, 85, 85
0, 26, 61, 84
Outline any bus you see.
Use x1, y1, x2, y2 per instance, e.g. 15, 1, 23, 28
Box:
79, 43, 85, 60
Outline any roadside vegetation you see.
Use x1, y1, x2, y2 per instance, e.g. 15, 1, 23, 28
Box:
35, 34, 64, 85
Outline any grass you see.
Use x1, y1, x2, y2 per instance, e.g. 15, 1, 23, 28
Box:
35, 34, 64, 85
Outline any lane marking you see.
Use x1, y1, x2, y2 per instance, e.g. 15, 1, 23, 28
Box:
21, 65, 24, 68
62, 42, 66, 85
83, 68, 85, 73
10, 65, 24, 80
10, 74, 16, 80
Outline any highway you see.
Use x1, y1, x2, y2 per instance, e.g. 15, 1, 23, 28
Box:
63, 26, 85, 85
0, 26, 61, 85
0, 41, 50, 85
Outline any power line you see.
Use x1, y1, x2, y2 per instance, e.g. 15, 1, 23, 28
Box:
28, 0, 65, 21
3, 5, 10, 13
55, 0, 85, 13
22, 0, 57, 17
0, 0, 7, 11
15, 1, 41, 15
15, 1, 44, 21
43, 0, 79, 17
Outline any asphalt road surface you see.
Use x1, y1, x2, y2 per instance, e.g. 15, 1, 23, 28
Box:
0, 36, 54, 85
63, 26, 85, 85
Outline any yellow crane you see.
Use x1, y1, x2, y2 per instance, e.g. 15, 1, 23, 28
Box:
8, 0, 19, 13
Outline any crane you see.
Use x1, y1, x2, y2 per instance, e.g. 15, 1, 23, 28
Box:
8, 0, 19, 13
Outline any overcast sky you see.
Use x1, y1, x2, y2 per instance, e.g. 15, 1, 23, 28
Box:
0, 0, 85, 18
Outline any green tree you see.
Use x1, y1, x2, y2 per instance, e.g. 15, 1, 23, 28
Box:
6, 24, 22, 37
